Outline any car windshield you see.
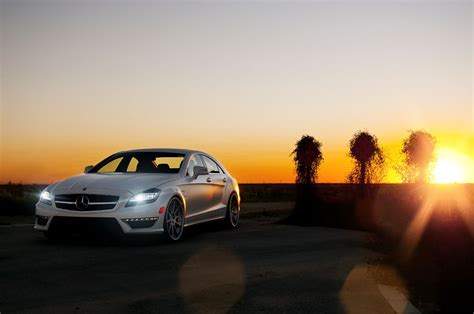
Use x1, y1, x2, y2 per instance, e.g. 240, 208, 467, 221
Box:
90, 152, 185, 174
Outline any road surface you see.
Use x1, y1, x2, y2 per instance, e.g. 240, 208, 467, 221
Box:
0, 218, 412, 313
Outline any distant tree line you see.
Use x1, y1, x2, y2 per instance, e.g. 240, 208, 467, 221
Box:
292, 130, 436, 185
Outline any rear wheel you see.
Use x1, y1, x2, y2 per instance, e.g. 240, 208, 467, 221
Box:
225, 193, 239, 228
163, 197, 185, 241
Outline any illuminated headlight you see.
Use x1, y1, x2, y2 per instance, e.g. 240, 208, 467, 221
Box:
39, 190, 53, 206
126, 189, 160, 207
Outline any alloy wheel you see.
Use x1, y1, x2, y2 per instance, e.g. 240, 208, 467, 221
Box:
230, 194, 239, 227
165, 198, 184, 240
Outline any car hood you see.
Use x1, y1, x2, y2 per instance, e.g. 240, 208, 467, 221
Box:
51, 173, 180, 195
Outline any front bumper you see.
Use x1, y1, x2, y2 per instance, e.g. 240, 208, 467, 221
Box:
35, 196, 167, 235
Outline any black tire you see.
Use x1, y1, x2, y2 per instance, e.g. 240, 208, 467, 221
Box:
224, 193, 240, 228
163, 197, 185, 241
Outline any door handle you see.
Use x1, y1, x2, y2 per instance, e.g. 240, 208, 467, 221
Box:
223, 178, 227, 182
206, 177, 212, 183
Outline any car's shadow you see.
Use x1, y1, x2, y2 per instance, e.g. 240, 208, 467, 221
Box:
35, 219, 232, 247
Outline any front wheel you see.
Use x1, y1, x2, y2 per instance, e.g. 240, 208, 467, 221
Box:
224, 193, 239, 228
163, 197, 185, 241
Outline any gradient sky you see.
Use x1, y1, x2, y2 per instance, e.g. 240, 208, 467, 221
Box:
1, 0, 473, 183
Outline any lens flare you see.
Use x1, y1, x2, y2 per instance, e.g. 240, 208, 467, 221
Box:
398, 184, 474, 262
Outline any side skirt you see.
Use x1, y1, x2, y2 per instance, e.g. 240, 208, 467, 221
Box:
184, 215, 225, 227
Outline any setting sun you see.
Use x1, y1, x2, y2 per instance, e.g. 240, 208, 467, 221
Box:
433, 149, 468, 183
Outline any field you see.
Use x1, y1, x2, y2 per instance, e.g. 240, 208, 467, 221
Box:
0, 184, 46, 216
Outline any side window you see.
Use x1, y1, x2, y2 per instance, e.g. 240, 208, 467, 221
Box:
126, 157, 139, 172
187, 155, 205, 177
202, 156, 220, 174
153, 156, 184, 173
97, 157, 123, 173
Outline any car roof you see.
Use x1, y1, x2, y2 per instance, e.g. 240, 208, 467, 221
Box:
117, 148, 206, 155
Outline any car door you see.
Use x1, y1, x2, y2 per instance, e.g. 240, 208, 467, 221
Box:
180, 154, 212, 225
200, 155, 227, 219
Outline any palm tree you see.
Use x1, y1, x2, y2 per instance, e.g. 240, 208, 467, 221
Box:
291, 135, 323, 185
401, 130, 436, 183
348, 131, 384, 184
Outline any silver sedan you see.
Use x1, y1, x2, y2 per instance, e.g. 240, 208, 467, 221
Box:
35, 148, 240, 241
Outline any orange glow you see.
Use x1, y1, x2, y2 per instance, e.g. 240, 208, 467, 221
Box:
433, 148, 469, 183
0, 132, 472, 184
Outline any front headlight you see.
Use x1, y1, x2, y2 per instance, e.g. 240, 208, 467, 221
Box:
39, 190, 53, 206
126, 188, 160, 207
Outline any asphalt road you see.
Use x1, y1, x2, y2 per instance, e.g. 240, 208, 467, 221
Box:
0, 218, 407, 314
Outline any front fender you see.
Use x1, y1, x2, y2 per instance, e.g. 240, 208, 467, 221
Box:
160, 186, 187, 217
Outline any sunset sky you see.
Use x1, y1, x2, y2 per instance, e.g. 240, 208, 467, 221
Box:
1, 0, 473, 184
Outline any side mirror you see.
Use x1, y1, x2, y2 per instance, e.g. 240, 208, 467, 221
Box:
192, 166, 209, 179
84, 165, 94, 173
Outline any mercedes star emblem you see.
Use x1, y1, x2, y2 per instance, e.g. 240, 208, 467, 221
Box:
75, 195, 90, 210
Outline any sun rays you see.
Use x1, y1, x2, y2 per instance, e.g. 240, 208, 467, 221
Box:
398, 184, 474, 261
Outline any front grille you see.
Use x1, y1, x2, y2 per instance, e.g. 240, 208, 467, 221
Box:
54, 194, 119, 211
49, 217, 123, 235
